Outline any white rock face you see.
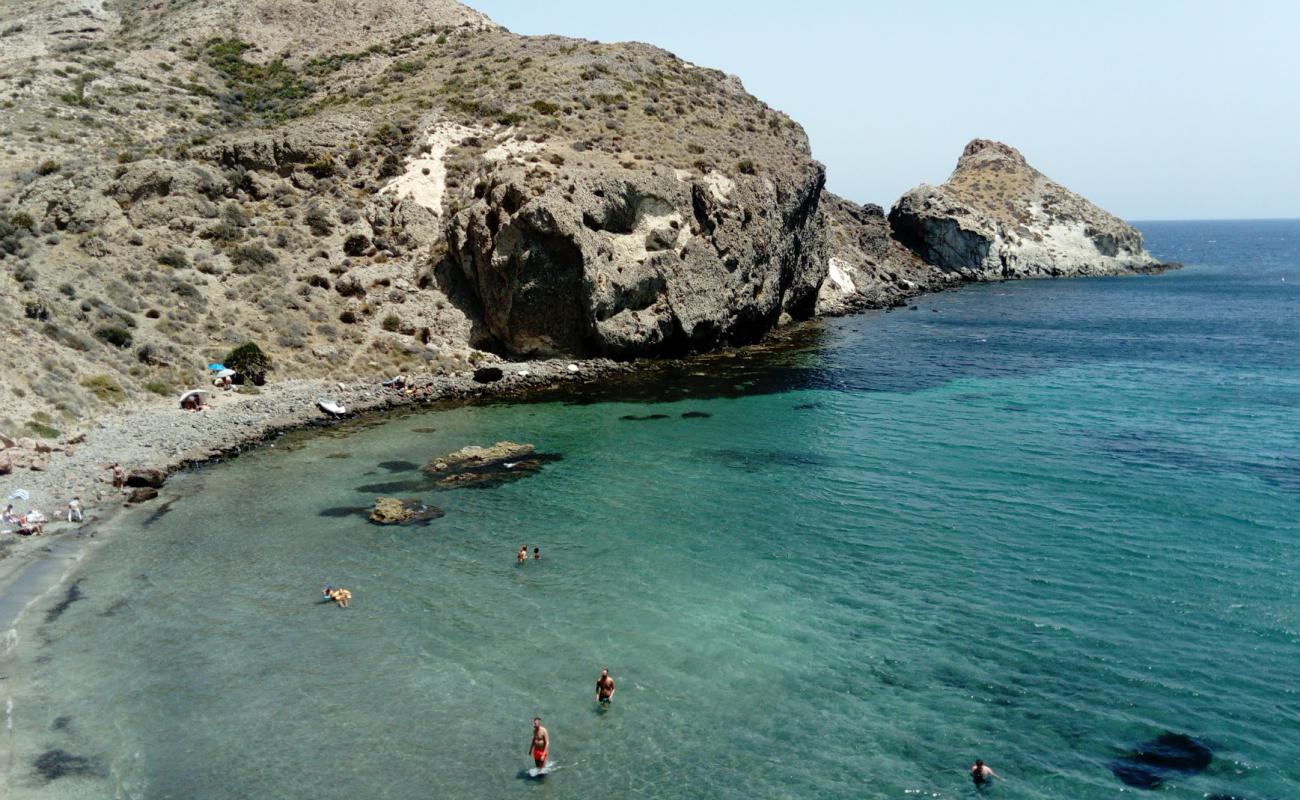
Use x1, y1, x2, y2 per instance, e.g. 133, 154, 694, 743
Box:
888, 139, 1167, 279
380, 122, 488, 216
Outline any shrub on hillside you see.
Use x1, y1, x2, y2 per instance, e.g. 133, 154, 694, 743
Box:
80, 374, 126, 403
94, 326, 133, 349
229, 242, 278, 271
342, 234, 370, 256
224, 341, 271, 385
157, 247, 189, 268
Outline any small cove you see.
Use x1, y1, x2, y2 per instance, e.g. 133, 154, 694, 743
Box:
1, 221, 1298, 799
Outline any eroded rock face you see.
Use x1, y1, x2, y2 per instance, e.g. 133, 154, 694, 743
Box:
888, 139, 1170, 280
448, 162, 828, 357
815, 193, 957, 315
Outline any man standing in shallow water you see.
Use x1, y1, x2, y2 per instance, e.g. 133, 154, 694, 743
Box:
595, 668, 616, 706
529, 717, 549, 769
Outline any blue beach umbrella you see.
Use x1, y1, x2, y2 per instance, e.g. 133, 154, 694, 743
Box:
208, 363, 226, 372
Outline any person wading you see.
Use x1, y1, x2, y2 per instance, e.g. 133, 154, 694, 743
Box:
528, 717, 549, 769
595, 668, 616, 706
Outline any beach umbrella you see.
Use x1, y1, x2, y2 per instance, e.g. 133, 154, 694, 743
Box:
215, 369, 236, 379
208, 363, 226, 372
179, 389, 209, 405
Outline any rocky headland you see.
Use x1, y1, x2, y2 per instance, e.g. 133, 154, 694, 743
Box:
0, 0, 1174, 533
888, 139, 1169, 279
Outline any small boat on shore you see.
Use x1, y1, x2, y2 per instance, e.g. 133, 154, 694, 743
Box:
317, 397, 347, 416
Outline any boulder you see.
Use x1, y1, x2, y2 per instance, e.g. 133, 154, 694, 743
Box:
29, 455, 49, 472
125, 468, 167, 488
472, 366, 504, 384
888, 139, 1174, 280
128, 487, 159, 504
368, 496, 444, 525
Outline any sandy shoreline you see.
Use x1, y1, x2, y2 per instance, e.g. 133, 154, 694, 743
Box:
0, 355, 643, 635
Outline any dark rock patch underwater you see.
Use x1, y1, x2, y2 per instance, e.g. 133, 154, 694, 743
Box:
1111, 732, 1213, 789
34, 749, 101, 781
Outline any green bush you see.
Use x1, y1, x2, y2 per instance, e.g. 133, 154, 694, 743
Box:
343, 234, 370, 256
304, 206, 333, 236
144, 381, 173, 396
736, 159, 757, 175
203, 38, 313, 120
36, 160, 61, 175
94, 326, 133, 348
8, 211, 34, 230
305, 158, 336, 178
202, 221, 243, 242
157, 247, 189, 268
224, 341, 271, 385
81, 374, 127, 403
229, 242, 278, 270
530, 99, 559, 115
378, 153, 402, 178
381, 313, 402, 332
26, 420, 61, 439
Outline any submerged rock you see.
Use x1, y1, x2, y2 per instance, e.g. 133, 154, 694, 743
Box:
368, 497, 444, 525
377, 460, 420, 473
34, 749, 101, 781
889, 139, 1175, 280
1112, 732, 1213, 790
423, 441, 559, 488
45, 582, 84, 623
128, 487, 160, 504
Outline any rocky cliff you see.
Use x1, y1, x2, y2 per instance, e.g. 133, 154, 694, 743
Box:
888, 139, 1168, 279
0, 0, 1167, 442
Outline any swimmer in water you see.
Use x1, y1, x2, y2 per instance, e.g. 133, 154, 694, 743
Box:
518, 545, 528, 563
595, 668, 615, 705
533, 547, 540, 560
528, 717, 549, 769
970, 759, 999, 787
323, 586, 352, 608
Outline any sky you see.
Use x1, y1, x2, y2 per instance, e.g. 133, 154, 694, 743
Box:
469, 1, 1300, 220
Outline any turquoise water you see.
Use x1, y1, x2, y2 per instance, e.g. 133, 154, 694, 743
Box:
5, 221, 1300, 799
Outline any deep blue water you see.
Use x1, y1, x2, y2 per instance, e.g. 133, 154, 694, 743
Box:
3, 220, 1298, 799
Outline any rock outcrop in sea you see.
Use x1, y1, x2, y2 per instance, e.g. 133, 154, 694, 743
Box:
888, 139, 1169, 279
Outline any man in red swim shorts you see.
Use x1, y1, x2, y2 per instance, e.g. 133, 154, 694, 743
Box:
529, 717, 549, 768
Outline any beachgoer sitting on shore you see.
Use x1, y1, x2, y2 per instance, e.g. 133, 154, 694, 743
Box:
323, 586, 352, 608
2, 504, 19, 526
383, 374, 407, 390
67, 497, 83, 523
18, 510, 46, 535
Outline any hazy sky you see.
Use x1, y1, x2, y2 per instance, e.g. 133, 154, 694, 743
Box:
470, 1, 1299, 220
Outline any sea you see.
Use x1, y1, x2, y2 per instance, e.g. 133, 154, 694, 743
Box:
1, 220, 1297, 799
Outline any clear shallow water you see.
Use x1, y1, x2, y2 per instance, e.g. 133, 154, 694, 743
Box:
4, 221, 1300, 799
